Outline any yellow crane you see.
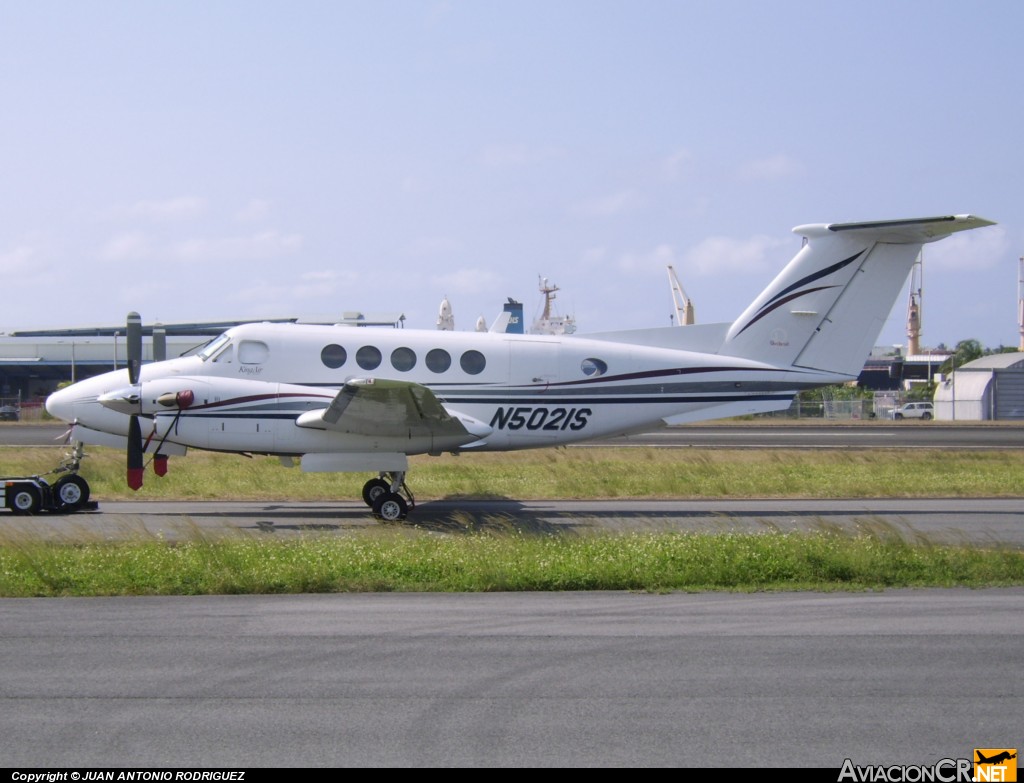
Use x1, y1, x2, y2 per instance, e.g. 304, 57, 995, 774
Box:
667, 265, 695, 325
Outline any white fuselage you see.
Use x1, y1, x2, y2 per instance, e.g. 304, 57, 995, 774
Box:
47, 321, 821, 458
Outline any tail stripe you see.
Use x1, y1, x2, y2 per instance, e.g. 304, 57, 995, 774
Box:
735, 284, 839, 336
735, 249, 865, 337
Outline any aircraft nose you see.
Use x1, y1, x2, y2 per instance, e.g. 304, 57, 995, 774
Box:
45, 369, 133, 427
45, 385, 75, 422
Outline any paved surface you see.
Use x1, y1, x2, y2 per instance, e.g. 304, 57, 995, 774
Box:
2, 589, 1021, 767
5, 497, 1024, 547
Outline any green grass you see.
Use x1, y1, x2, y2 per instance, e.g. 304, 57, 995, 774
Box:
2, 524, 1022, 597
3, 444, 1024, 596
8, 444, 1024, 500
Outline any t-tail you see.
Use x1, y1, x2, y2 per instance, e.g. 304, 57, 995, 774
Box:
719, 215, 995, 379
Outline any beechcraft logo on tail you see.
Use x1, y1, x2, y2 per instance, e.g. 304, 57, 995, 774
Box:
975, 749, 1017, 782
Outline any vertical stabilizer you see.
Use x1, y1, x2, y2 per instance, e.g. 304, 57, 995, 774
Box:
720, 215, 995, 378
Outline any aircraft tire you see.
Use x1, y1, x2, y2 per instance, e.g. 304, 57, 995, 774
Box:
54, 474, 90, 512
372, 492, 408, 522
362, 478, 390, 507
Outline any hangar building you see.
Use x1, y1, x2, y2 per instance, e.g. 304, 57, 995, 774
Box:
933, 353, 1024, 421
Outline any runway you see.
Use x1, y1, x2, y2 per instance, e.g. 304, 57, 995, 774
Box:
7, 497, 1024, 548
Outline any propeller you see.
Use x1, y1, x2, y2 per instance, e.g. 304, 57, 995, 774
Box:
126, 311, 144, 490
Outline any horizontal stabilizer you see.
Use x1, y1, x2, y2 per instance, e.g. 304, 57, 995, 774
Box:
813, 214, 995, 243
721, 214, 996, 378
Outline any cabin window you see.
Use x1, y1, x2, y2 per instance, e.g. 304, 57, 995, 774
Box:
238, 340, 269, 365
321, 344, 347, 369
460, 349, 486, 375
198, 333, 231, 362
581, 358, 607, 377
356, 345, 382, 370
426, 348, 451, 373
391, 347, 416, 372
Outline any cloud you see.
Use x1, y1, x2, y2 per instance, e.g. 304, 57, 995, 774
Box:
0, 243, 41, 274
432, 267, 505, 295
570, 189, 645, 218
924, 224, 1009, 271
616, 243, 678, 273
400, 176, 426, 195
234, 199, 272, 222
218, 270, 367, 322
405, 235, 463, 257
98, 232, 155, 262
579, 246, 608, 267
479, 143, 564, 169
737, 154, 803, 181
661, 149, 692, 180
117, 196, 208, 222
300, 270, 342, 283
681, 233, 788, 276
172, 231, 303, 263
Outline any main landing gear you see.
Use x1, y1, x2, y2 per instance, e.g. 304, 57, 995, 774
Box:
361, 471, 414, 521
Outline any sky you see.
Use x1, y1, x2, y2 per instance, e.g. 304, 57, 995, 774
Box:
1, 0, 1020, 351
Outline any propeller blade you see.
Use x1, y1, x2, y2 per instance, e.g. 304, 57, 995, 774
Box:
127, 414, 144, 490
126, 311, 142, 386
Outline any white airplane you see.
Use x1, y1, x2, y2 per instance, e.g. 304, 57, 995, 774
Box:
46, 214, 994, 520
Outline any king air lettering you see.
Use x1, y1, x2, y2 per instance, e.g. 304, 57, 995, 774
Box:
490, 406, 592, 432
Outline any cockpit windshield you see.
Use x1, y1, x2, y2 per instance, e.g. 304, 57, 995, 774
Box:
197, 333, 232, 361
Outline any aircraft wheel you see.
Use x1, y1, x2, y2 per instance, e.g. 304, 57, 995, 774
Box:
54, 474, 90, 512
9, 486, 42, 515
362, 478, 390, 507
372, 492, 408, 522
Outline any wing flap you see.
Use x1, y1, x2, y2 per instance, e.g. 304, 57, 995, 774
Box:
295, 378, 491, 445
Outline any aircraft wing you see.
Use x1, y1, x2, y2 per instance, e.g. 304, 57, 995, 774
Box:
294, 377, 491, 443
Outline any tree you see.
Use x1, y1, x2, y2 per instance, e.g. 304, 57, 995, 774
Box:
940, 339, 984, 375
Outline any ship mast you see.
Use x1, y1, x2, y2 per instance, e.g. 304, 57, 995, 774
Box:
538, 276, 558, 321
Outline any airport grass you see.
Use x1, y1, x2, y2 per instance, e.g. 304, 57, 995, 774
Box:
1, 523, 1022, 596
3, 445, 1024, 595
6, 444, 1024, 500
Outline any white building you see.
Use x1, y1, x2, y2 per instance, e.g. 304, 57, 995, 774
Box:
933, 353, 1024, 420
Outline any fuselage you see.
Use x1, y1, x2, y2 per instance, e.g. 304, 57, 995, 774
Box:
46, 321, 827, 457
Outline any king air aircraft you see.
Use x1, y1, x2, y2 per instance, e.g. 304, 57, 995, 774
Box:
46, 215, 994, 520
